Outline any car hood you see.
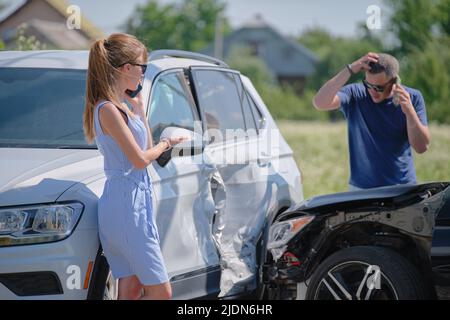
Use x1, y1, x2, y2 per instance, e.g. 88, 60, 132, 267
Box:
295, 182, 450, 213
0, 148, 104, 206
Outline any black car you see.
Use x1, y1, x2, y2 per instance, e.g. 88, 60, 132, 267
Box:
260, 182, 450, 300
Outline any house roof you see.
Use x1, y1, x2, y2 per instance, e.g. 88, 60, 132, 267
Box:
46, 0, 104, 39
0, 0, 104, 41
202, 15, 318, 77
27, 19, 91, 49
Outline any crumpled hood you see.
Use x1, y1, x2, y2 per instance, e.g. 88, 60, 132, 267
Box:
296, 182, 449, 214
0, 148, 104, 206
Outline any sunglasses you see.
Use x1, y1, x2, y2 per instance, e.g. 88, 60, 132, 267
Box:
118, 62, 147, 74
362, 78, 395, 93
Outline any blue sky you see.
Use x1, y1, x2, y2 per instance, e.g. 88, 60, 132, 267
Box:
2, 0, 388, 37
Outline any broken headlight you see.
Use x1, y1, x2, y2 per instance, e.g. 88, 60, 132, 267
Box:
267, 215, 314, 261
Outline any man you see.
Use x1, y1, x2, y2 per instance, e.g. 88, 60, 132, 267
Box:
313, 52, 430, 190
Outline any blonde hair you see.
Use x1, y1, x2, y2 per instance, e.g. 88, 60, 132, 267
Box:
83, 33, 148, 144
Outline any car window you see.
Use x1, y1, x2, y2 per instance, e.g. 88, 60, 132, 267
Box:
246, 91, 264, 129
235, 77, 257, 133
192, 69, 247, 143
0, 68, 90, 148
148, 71, 198, 144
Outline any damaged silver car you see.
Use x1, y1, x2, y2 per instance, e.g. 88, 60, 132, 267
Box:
263, 182, 450, 300
0, 50, 303, 299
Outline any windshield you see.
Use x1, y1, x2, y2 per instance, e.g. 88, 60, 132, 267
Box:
0, 67, 95, 149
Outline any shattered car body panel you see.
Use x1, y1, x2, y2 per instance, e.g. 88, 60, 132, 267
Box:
265, 182, 450, 300
196, 77, 304, 297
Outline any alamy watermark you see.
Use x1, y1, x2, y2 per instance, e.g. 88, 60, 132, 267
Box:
366, 5, 382, 30
164, 121, 282, 177
66, 5, 81, 30
66, 264, 82, 290
366, 264, 381, 290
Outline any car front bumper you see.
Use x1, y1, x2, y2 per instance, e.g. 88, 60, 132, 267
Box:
0, 228, 99, 300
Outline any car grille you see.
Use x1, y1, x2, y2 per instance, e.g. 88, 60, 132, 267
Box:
0, 271, 63, 296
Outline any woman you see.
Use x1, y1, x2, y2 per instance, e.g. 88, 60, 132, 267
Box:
83, 33, 185, 300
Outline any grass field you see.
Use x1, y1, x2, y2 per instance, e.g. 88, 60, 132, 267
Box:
277, 120, 450, 199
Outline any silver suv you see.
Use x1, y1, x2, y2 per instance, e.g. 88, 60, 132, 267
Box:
0, 50, 303, 299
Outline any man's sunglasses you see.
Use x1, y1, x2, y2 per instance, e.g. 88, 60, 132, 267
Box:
118, 62, 147, 74
362, 78, 396, 93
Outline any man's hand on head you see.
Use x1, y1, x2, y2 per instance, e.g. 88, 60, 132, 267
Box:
349, 52, 379, 74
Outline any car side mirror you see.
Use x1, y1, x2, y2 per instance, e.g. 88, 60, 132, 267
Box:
156, 127, 206, 167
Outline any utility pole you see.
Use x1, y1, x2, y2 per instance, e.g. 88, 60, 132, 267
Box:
214, 12, 223, 59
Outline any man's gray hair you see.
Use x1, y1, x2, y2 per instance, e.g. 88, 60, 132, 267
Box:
368, 53, 399, 78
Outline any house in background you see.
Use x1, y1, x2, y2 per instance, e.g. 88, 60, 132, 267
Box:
202, 14, 318, 95
0, 0, 104, 50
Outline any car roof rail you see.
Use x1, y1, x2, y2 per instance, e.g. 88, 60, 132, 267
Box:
149, 49, 229, 68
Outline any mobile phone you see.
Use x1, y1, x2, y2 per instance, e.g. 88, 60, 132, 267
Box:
393, 76, 401, 106
125, 83, 142, 98
157, 148, 172, 167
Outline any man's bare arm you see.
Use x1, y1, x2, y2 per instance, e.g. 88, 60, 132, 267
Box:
394, 85, 431, 154
313, 52, 379, 110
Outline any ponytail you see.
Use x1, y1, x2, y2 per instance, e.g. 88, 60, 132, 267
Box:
83, 33, 148, 144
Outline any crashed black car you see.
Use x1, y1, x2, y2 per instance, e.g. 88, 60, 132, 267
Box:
260, 182, 450, 300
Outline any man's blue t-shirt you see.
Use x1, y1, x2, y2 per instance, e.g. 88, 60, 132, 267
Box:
337, 83, 428, 189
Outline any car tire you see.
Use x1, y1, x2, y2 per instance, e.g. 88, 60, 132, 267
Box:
306, 246, 432, 300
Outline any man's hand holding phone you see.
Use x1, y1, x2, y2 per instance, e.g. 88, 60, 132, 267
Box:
393, 83, 414, 116
392, 76, 402, 107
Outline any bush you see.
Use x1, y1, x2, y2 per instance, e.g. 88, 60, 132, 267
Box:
402, 40, 450, 124
227, 46, 328, 121
257, 86, 328, 121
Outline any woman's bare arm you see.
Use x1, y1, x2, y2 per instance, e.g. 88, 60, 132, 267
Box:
99, 102, 168, 169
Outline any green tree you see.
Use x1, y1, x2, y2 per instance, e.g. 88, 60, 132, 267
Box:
384, 0, 450, 123
384, 0, 449, 56
226, 46, 274, 89
227, 47, 327, 121
296, 27, 335, 60
402, 39, 450, 123
125, 0, 230, 51
0, 0, 5, 49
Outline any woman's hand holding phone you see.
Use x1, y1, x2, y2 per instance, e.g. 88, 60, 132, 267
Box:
124, 87, 145, 118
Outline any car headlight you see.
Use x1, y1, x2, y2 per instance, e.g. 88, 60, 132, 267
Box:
267, 215, 314, 261
0, 202, 83, 247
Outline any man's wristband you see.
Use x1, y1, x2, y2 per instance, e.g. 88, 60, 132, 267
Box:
346, 64, 355, 76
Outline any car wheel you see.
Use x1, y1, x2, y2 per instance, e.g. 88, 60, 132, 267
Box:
306, 246, 431, 300
102, 271, 117, 300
